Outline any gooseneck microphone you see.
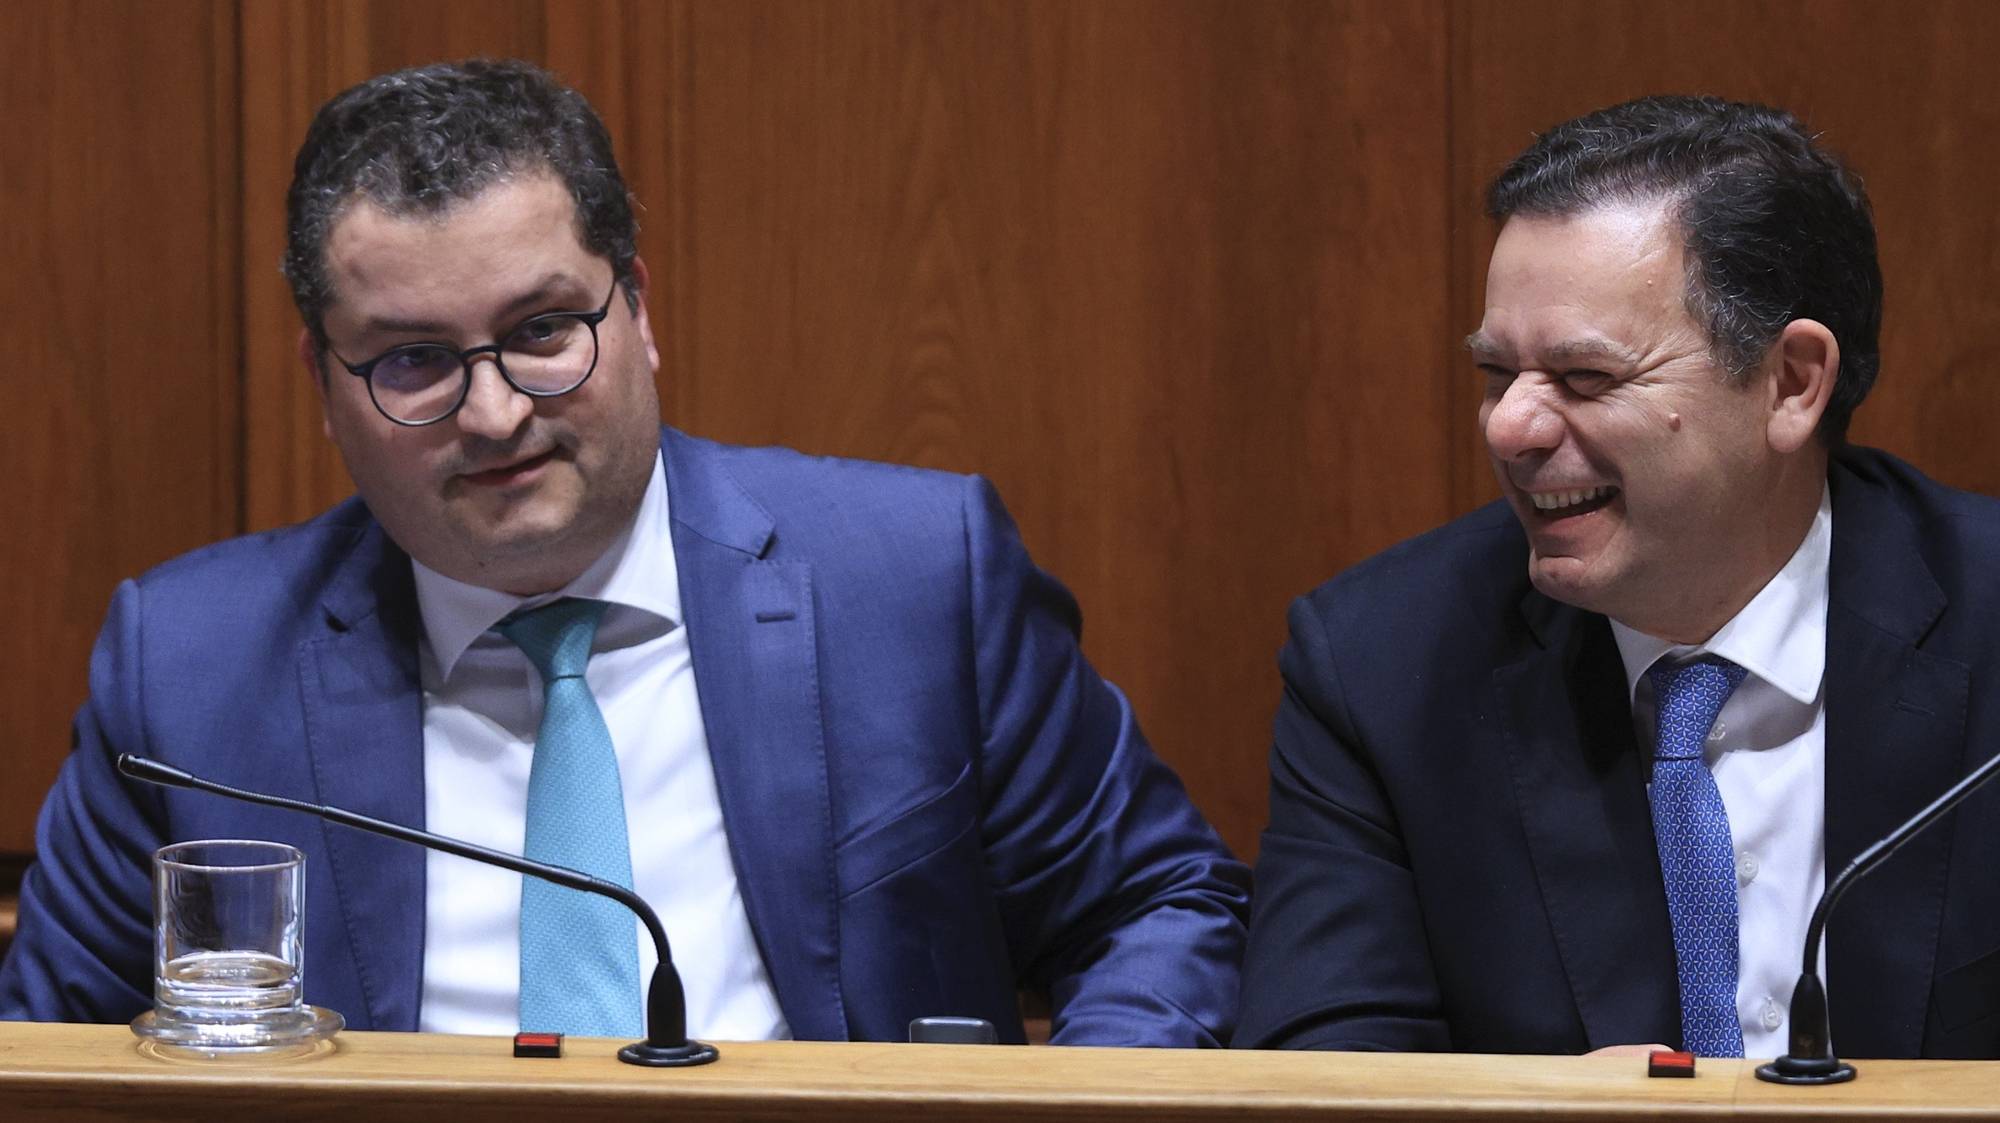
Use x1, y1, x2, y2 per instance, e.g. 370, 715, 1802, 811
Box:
116, 753, 719, 1068
1757, 747, 2000, 1085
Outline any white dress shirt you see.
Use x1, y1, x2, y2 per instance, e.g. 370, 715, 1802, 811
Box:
412, 453, 791, 1040
1610, 487, 1831, 1059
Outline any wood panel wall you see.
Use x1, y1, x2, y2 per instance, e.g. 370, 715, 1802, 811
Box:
5, 0, 1998, 863
1, 0, 241, 848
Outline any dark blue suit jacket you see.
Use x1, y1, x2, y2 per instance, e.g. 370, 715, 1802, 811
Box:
0, 427, 1249, 1045
1237, 447, 2000, 1056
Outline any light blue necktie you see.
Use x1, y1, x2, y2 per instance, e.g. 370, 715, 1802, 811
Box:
497, 597, 643, 1037
1648, 655, 1748, 1058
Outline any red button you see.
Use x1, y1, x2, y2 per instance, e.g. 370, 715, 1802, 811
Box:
513, 1031, 564, 1058
1647, 1050, 1696, 1078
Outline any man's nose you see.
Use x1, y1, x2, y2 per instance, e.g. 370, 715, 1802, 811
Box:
1482, 373, 1565, 462
455, 355, 533, 440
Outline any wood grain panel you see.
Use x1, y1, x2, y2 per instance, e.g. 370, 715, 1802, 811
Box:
0, 0, 240, 852
541, 0, 695, 429
1449, 0, 2000, 511
677, 0, 1452, 856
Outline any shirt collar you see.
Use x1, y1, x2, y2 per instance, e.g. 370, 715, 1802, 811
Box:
1610, 485, 1830, 706
412, 452, 680, 681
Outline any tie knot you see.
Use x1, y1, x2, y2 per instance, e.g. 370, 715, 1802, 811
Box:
496, 597, 608, 681
1647, 656, 1746, 759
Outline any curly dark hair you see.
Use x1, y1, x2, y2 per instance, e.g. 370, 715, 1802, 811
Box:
1487, 95, 1881, 445
283, 58, 639, 346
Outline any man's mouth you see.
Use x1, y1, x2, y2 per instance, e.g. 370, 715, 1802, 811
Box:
1525, 485, 1618, 517
462, 448, 558, 486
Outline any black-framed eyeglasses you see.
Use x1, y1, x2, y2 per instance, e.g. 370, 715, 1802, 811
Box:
330, 276, 621, 426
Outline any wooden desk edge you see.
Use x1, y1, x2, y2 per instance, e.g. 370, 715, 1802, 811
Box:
3, 1023, 1996, 1121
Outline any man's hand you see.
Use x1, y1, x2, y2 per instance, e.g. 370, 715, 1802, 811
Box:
1585, 1043, 1672, 1057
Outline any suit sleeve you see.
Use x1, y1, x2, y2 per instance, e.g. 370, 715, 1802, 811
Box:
959, 476, 1250, 1047
1233, 595, 1451, 1050
0, 580, 166, 1022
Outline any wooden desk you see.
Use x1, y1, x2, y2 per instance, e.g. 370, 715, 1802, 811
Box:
2, 1022, 1996, 1121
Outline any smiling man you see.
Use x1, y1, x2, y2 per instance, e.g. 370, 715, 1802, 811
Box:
1237, 96, 2000, 1058
0, 59, 1248, 1046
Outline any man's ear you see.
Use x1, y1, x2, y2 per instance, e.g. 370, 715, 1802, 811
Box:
1766, 318, 1838, 454
297, 328, 335, 441
627, 255, 661, 374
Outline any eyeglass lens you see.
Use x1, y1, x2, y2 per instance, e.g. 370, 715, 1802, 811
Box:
370, 313, 600, 424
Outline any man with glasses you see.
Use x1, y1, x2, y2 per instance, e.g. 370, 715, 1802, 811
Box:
0, 59, 1248, 1047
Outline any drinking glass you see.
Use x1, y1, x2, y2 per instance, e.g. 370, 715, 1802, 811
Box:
131, 839, 341, 1059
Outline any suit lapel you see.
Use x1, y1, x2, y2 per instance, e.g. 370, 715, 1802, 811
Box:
296, 520, 428, 1031
1495, 594, 1681, 1049
662, 429, 847, 1040
1823, 459, 1965, 1057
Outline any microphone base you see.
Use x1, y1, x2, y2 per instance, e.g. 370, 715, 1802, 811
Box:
1755, 1055, 1857, 1085
618, 1039, 721, 1067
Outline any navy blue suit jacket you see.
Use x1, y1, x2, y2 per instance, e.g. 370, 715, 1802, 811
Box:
1237, 447, 2000, 1056
0, 427, 1249, 1045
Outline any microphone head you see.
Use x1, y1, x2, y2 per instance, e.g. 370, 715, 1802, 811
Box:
117, 754, 198, 789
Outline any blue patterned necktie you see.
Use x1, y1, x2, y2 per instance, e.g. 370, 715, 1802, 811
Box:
496, 597, 643, 1036
1647, 655, 1748, 1058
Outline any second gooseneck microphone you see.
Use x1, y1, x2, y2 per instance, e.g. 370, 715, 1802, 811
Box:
1757, 747, 2000, 1084
115, 752, 719, 1068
